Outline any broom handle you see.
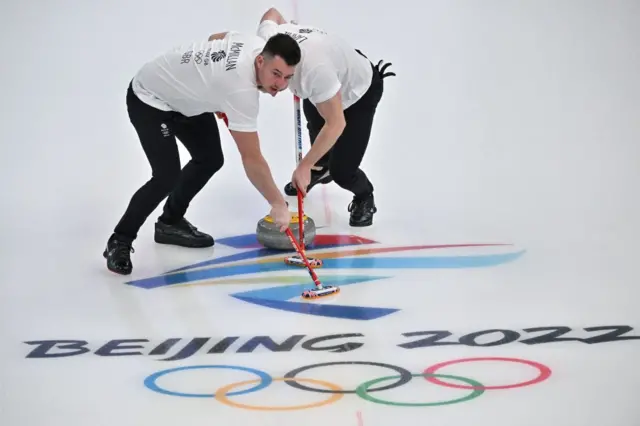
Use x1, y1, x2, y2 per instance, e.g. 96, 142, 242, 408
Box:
293, 94, 304, 249
297, 189, 305, 249
286, 228, 322, 287
291, 1, 305, 250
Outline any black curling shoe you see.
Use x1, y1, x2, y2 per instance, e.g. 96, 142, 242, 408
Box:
348, 194, 377, 227
103, 234, 134, 275
154, 217, 214, 248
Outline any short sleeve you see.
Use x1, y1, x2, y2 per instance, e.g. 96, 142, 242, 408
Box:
223, 89, 259, 132
257, 20, 280, 41
306, 64, 341, 105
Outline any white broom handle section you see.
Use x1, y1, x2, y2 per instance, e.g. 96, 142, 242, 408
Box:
292, 0, 303, 167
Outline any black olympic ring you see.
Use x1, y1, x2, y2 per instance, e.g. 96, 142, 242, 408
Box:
283, 361, 413, 394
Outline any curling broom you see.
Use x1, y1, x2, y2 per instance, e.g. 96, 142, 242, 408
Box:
285, 227, 339, 299
283, 94, 323, 268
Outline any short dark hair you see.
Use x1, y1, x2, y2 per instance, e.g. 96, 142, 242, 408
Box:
261, 33, 301, 66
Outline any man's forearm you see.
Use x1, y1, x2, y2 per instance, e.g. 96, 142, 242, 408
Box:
300, 122, 345, 169
242, 156, 287, 207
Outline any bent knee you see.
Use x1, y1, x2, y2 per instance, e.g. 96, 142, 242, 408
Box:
200, 154, 224, 175
329, 164, 356, 187
153, 167, 181, 192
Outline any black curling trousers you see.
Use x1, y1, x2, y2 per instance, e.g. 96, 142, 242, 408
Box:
302, 59, 384, 198
113, 82, 224, 242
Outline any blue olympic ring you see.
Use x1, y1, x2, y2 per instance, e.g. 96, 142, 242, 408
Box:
144, 365, 272, 397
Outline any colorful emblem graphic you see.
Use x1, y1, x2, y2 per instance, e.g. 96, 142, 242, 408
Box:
126, 233, 525, 320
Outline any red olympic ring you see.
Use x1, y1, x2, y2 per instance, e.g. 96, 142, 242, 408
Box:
423, 357, 552, 390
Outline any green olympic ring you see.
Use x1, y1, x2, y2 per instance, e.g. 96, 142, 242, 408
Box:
356, 373, 484, 407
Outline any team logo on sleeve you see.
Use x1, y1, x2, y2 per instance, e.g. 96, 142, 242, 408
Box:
210, 50, 226, 62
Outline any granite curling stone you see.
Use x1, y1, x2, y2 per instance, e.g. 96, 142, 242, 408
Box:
256, 212, 316, 250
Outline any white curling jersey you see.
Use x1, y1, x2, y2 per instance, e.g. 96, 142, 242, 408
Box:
257, 20, 373, 109
132, 32, 265, 132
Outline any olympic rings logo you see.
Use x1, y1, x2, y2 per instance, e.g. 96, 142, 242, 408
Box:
144, 357, 552, 411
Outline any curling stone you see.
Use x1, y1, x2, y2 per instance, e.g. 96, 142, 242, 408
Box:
256, 212, 316, 250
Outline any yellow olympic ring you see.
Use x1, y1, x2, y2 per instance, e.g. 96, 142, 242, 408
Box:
214, 377, 344, 411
